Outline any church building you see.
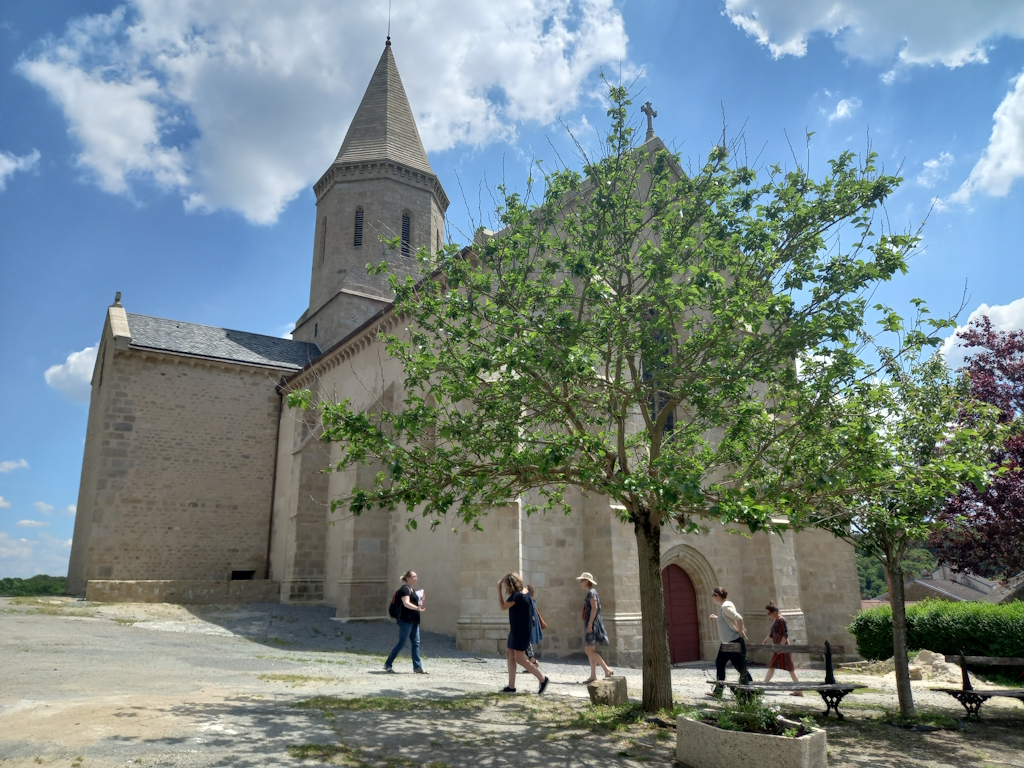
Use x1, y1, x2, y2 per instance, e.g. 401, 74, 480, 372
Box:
68, 40, 862, 665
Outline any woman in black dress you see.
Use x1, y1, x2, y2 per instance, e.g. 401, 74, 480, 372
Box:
498, 572, 549, 694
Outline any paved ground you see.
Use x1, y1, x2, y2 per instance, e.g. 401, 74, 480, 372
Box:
1, 597, 1022, 767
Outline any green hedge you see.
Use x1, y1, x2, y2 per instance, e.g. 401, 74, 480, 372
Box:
0, 575, 67, 597
848, 599, 1024, 660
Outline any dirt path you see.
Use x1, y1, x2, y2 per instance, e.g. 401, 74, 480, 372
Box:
1, 597, 1022, 767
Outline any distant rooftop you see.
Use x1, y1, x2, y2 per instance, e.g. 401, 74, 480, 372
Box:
126, 313, 321, 371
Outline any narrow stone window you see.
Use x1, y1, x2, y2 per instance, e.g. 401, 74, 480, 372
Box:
401, 213, 411, 257
314, 323, 318, 338
436, 230, 441, 253
353, 207, 364, 247
319, 217, 327, 264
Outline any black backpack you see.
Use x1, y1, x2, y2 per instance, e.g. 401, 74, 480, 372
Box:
388, 589, 401, 620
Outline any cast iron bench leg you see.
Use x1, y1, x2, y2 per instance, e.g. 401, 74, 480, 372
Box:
818, 689, 847, 719
951, 691, 986, 718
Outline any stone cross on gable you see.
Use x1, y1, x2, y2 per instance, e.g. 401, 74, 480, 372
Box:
641, 101, 657, 141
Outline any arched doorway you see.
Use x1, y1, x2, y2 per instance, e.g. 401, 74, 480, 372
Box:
662, 563, 700, 663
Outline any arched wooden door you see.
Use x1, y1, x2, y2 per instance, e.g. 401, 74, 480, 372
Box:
662, 563, 701, 663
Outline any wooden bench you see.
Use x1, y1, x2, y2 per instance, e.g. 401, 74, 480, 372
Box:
930, 652, 1024, 717
719, 640, 866, 719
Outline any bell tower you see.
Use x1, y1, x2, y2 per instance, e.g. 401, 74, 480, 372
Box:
292, 39, 449, 350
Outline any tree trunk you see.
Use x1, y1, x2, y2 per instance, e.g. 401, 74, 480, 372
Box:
886, 564, 916, 719
634, 510, 674, 711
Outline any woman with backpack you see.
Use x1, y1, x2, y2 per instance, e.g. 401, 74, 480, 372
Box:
384, 570, 427, 674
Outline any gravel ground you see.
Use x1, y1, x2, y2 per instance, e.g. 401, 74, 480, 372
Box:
2, 596, 1022, 767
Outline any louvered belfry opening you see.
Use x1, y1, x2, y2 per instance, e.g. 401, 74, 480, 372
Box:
401, 213, 411, 256
354, 207, 364, 247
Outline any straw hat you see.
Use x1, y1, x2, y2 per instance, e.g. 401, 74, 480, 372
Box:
576, 572, 597, 585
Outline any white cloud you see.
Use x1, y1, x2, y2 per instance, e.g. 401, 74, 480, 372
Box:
946, 70, 1024, 205
33, 502, 55, 514
941, 295, 1024, 370
0, 497, 10, 508
16, 520, 49, 528
723, 1, 1024, 68
66, 504, 77, 515
0, 532, 71, 578
279, 321, 296, 340
0, 459, 29, 473
44, 344, 98, 403
0, 149, 40, 190
18, 0, 629, 225
917, 151, 954, 187
828, 97, 861, 123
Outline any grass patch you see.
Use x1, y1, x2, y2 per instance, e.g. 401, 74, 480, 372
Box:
878, 708, 961, 730
258, 673, 335, 686
9, 597, 99, 617
294, 693, 498, 714
287, 740, 416, 767
265, 636, 298, 647
287, 742, 354, 763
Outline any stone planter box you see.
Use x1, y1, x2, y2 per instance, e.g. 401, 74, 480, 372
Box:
676, 714, 827, 768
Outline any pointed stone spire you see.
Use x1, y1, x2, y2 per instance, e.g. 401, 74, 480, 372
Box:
335, 40, 433, 175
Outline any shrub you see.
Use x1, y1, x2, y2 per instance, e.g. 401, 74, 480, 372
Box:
848, 599, 1024, 660
0, 575, 67, 597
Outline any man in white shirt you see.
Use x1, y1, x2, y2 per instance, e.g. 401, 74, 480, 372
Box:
708, 586, 752, 696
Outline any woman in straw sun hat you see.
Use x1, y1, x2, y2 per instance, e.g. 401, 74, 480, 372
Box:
576, 572, 614, 684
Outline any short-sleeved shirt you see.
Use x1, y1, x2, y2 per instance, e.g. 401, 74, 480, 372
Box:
583, 588, 601, 625
716, 600, 742, 643
396, 584, 421, 625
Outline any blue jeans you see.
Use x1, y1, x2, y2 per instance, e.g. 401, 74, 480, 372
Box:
385, 620, 422, 670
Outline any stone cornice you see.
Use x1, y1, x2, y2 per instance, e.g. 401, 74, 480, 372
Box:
285, 308, 406, 393
115, 345, 298, 377
314, 159, 450, 212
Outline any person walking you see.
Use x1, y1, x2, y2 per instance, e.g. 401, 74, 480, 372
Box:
707, 586, 751, 696
525, 583, 547, 667
384, 570, 427, 674
576, 572, 614, 684
763, 601, 803, 695
498, 573, 549, 694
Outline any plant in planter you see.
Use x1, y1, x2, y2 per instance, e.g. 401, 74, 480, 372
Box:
677, 694, 826, 768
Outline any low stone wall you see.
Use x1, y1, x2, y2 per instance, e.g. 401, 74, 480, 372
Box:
85, 579, 280, 605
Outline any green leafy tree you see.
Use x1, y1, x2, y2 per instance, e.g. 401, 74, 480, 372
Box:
809, 348, 1004, 718
290, 85, 931, 711
857, 546, 936, 599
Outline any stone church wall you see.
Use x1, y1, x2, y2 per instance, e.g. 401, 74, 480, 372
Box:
68, 338, 284, 593
795, 528, 860, 657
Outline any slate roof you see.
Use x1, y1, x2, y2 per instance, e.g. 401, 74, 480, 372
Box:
126, 313, 321, 370
334, 41, 434, 175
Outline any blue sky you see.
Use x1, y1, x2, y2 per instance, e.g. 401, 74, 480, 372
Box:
2, 1, 1024, 578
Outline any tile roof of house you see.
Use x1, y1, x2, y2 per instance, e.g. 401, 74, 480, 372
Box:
334, 40, 433, 175
126, 313, 321, 370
